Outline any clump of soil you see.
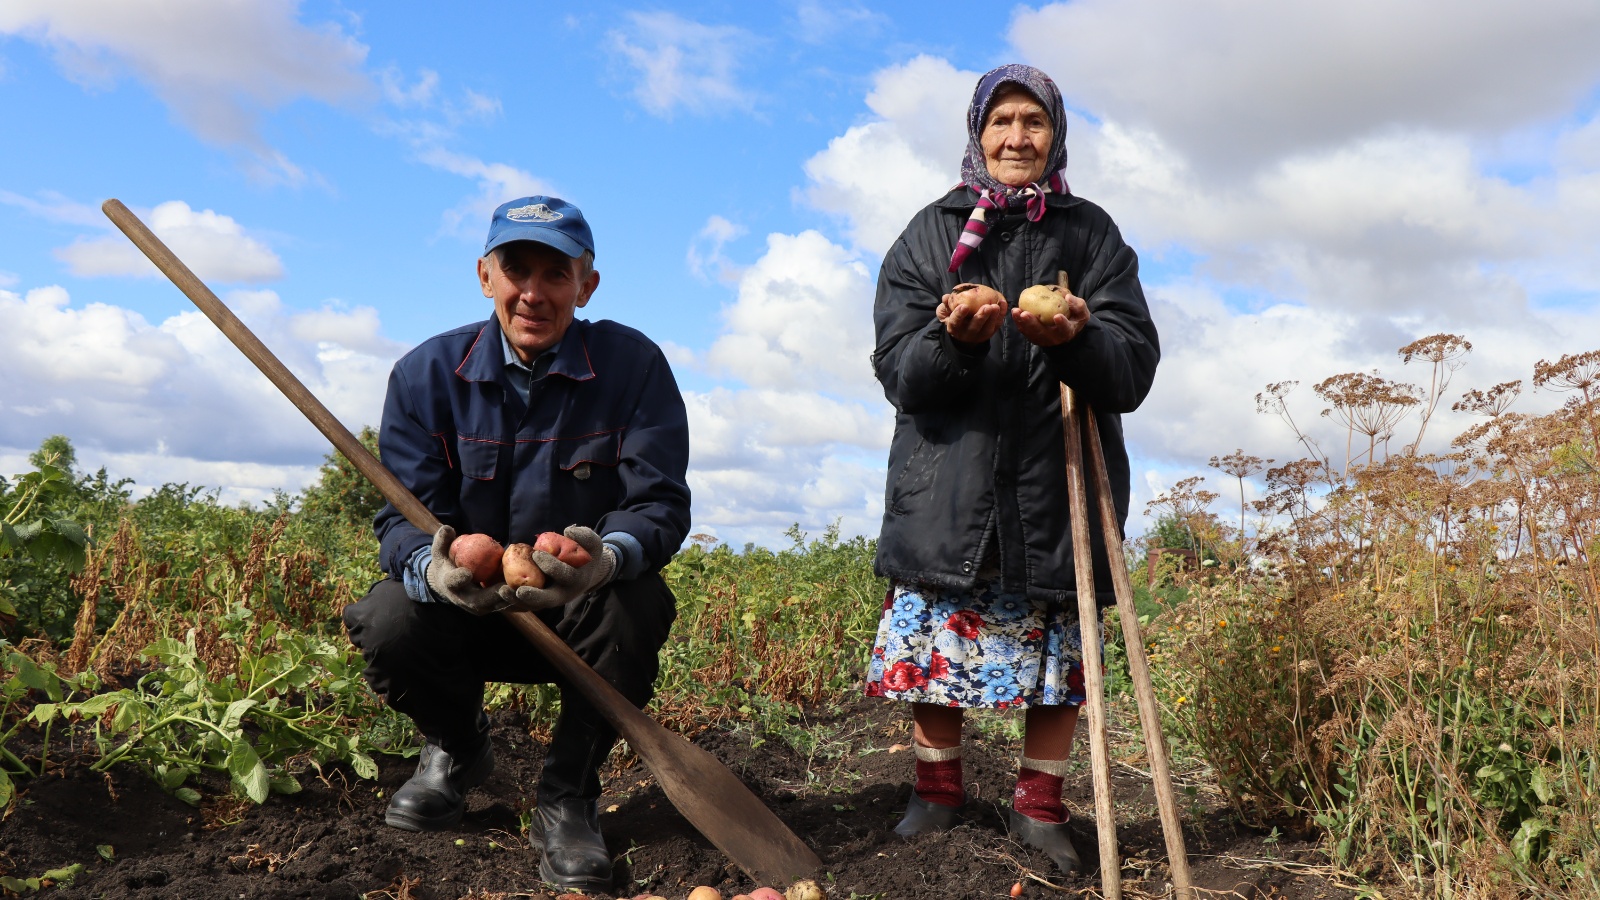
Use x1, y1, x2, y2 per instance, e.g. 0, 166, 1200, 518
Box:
0, 699, 1356, 899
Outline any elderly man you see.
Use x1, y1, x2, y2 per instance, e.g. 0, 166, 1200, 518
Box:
341, 196, 690, 893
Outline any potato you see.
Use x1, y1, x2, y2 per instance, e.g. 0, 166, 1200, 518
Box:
448, 533, 503, 586
501, 543, 546, 589
1017, 283, 1071, 321
750, 889, 786, 900
535, 531, 593, 568
688, 888, 723, 900
948, 282, 1004, 314
785, 881, 826, 900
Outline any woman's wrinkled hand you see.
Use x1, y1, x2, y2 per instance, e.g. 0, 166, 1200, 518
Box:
937, 283, 1006, 346
1012, 290, 1089, 347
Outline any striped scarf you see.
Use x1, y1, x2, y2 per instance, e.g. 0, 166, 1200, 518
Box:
946, 64, 1071, 273
947, 169, 1068, 273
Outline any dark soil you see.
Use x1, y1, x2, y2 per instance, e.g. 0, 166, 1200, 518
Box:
0, 699, 1359, 900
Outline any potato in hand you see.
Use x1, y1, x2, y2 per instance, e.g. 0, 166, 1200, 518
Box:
948, 282, 1004, 314
448, 533, 503, 586
1018, 283, 1071, 320
535, 531, 593, 568
501, 543, 546, 588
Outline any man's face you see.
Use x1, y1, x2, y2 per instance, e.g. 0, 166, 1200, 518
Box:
479, 241, 599, 362
981, 86, 1053, 187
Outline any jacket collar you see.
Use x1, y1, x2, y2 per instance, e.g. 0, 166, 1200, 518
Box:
455, 317, 597, 384
933, 185, 1082, 211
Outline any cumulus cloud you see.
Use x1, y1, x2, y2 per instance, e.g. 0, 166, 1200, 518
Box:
681, 229, 896, 547
0, 284, 400, 496
705, 230, 879, 396
606, 11, 756, 118
52, 200, 283, 283
803, 55, 976, 254
686, 388, 890, 544
1070, 126, 1597, 319
0, 0, 370, 183
1012, 0, 1600, 174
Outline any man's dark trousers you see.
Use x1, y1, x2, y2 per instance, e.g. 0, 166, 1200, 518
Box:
343, 574, 676, 804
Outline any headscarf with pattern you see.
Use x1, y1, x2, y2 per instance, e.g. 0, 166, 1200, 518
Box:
947, 64, 1070, 273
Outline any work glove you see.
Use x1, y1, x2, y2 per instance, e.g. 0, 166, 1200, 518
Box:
424, 525, 510, 616
496, 525, 616, 611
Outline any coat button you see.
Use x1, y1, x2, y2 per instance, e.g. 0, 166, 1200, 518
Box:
962, 561, 973, 573
573, 463, 591, 480
999, 230, 1014, 242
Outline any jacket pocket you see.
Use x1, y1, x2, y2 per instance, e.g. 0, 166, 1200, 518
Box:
553, 429, 622, 472
457, 438, 502, 481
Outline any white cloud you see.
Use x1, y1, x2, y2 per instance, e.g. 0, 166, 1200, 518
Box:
606, 12, 756, 118
378, 65, 500, 126
679, 229, 895, 548
0, 284, 399, 498
379, 66, 440, 108
1126, 283, 1600, 477
705, 230, 878, 396
686, 215, 746, 284
0, 271, 16, 289
802, 55, 976, 255
417, 148, 553, 239
685, 387, 889, 543
793, 2, 887, 43
1012, 0, 1600, 174
52, 200, 283, 283
0, 0, 370, 183
0, 189, 103, 227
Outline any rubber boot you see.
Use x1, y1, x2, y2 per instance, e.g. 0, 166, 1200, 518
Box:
384, 728, 494, 831
530, 798, 612, 892
893, 743, 965, 838
1009, 756, 1081, 874
1008, 810, 1084, 874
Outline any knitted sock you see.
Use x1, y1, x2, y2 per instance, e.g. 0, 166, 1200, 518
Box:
1014, 755, 1070, 824
912, 742, 964, 808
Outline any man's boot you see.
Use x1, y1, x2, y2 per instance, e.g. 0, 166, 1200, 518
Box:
532, 708, 615, 892
530, 798, 611, 892
385, 716, 494, 831
893, 742, 965, 838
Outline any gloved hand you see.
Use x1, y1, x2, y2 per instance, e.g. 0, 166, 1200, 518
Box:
424, 525, 510, 615
496, 525, 616, 611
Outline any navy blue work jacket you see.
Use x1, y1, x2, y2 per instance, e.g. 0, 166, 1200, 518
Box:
374, 316, 691, 580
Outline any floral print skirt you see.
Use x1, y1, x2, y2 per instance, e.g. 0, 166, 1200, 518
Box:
865, 579, 1091, 708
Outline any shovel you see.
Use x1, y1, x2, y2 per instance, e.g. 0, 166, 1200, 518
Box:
101, 198, 822, 887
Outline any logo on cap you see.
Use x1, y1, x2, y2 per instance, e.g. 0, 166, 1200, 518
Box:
505, 203, 563, 223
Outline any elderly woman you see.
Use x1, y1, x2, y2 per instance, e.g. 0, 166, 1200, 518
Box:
864, 64, 1159, 872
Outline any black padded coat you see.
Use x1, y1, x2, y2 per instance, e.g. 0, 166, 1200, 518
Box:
871, 187, 1159, 605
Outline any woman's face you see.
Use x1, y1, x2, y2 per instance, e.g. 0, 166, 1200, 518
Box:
981, 86, 1053, 186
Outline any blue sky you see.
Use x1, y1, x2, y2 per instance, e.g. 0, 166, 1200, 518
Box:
4, 1, 1600, 548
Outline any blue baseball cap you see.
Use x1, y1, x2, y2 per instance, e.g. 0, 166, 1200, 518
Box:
483, 196, 594, 258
